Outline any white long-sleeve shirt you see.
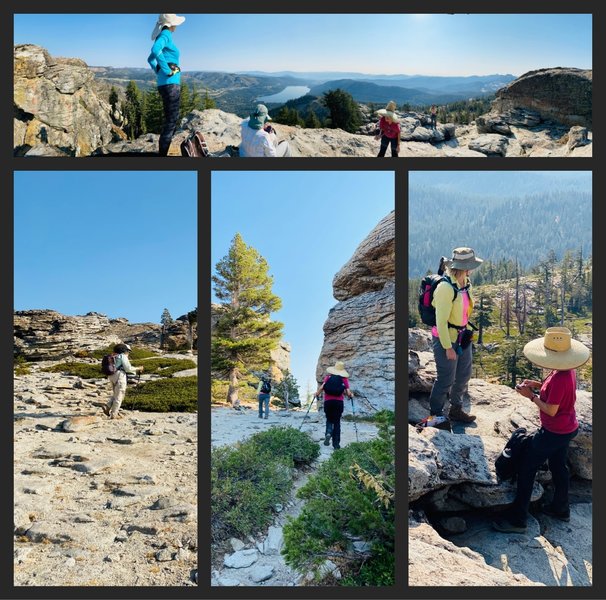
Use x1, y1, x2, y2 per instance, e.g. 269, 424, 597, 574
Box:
240, 118, 277, 157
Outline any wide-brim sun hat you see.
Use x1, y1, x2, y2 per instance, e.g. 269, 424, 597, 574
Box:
151, 14, 186, 40
444, 247, 484, 271
248, 104, 272, 130
376, 101, 400, 123
327, 361, 349, 378
523, 327, 590, 371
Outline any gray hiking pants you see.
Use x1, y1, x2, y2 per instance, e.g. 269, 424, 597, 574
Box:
106, 371, 127, 417
429, 336, 473, 416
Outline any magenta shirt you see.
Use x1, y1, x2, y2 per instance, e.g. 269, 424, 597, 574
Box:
379, 117, 401, 139
323, 375, 350, 401
539, 370, 578, 434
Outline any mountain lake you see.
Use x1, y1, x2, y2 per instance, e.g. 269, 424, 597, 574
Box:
257, 86, 311, 103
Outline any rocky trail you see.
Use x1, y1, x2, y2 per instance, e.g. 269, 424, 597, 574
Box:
13, 357, 197, 587
210, 404, 378, 587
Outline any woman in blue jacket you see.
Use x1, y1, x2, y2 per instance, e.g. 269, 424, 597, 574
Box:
148, 14, 186, 156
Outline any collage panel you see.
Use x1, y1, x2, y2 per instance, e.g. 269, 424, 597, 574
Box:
13, 13, 591, 159
210, 171, 395, 587
408, 171, 593, 587
13, 171, 198, 587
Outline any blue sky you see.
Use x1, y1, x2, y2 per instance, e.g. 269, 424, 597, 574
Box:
14, 171, 197, 324
14, 13, 592, 76
211, 171, 394, 396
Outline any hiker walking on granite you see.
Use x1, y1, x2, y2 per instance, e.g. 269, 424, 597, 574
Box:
103, 343, 143, 419
375, 101, 401, 157
257, 375, 272, 419
147, 13, 186, 156
315, 361, 353, 450
240, 104, 292, 157
492, 327, 590, 534
429, 247, 483, 423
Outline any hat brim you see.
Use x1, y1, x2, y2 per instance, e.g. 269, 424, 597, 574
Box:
164, 16, 185, 27
445, 257, 484, 271
376, 109, 400, 123
523, 338, 590, 370
327, 366, 350, 378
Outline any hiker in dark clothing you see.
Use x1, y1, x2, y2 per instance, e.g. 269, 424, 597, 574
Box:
492, 327, 590, 534
315, 361, 353, 450
147, 14, 186, 156
374, 101, 401, 157
430, 104, 438, 129
257, 375, 272, 419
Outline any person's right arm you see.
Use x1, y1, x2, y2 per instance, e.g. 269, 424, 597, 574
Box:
147, 32, 173, 76
263, 132, 277, 157
433, 282, 456, 355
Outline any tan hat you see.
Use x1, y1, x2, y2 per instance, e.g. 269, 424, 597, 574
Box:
376, 101, 400, 123
444, 247, 484, 271
523, 327, 590, 370
151, 14, 186, 40
326, 361, 349, 378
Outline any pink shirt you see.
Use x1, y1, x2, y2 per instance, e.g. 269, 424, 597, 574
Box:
323, 375, 350, 401
379, 117, 401, 139
539, 370, 578, 434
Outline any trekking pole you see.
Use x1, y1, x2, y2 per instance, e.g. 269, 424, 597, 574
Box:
298, 394, 316, 431
350, 395, 359, 442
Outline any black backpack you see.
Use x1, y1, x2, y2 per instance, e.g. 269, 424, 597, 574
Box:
101, 353, 118, 376
418, 274, 458, 327
260, 379, 271, 394
323, 374, 345, 396
495, 427, 535, 481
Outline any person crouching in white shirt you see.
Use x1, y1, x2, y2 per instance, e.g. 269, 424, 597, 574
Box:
240, 104, 292, 157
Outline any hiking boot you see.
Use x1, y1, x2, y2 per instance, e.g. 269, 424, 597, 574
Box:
333, 444, 341, 450
491, 518, 527, 534
542, 504, 570, 522
264, 415, 268, 420
324, 433, 331, 446
102, 404, 110, 417
449, 405, 476, 423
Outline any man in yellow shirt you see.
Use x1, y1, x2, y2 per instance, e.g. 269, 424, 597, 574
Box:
429, 248, 483, 423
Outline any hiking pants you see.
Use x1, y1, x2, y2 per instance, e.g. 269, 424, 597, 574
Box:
324, 399, 344, 448
106, 371, 127, 417
508, 427, 578, 526
429, 337, 472, 416
276, 140, 292, 157
158, 84, 181, 156
431, 114, 437, 129
378, 135, 398, 157
258, 393, 270, 418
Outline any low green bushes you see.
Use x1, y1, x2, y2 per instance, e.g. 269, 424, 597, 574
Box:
43, 362, 103, 379
282, 411, 395, 586
43, 357, 196, 379
212, 427, 319, 544
91, 345, 158, 360
14, 355, 31, 376
122, 376, 198, 412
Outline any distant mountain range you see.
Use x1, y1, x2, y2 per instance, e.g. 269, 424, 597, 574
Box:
92, 67, 515, 115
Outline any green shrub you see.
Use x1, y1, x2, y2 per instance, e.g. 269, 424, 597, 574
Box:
131, 357, 196, 376
212, 427, 319, 543
91, 345, 158, 360
122, 376, 197, 412
248, 427, 320, 467
42, 362, 104, 379
282, 411, 395, 586
14, 355, 31, 376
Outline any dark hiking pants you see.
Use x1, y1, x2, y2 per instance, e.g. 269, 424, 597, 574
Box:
324, 399, 344, 448
378, 135, 399, 157
508, 427, 578, 526
158, 84, 181, 156
258, 393, 270, 418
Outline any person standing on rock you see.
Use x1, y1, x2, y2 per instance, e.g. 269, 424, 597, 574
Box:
430, 105, 438, 129
492, 327, 590, 534
257, 375, 272, 419
315, 361, 353, 450
429, 247, 483, 424
240, 104, 292, 157
147, 14, 186, 156
375, 101, 401, 157
103, 343, 143, 419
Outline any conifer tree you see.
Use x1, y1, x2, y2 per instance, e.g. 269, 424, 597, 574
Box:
322, 89, 362, 133
122, 80, 146, 140
272, 370, 300, 409
304, 108, 321, 129
144, 89, 164, 133
202, 89, 217, 109
212, 234, 284, 407
109, 86, 119, 112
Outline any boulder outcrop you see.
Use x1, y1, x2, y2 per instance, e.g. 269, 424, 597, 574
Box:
14, 45, 117, 156
316, 212, 394, 412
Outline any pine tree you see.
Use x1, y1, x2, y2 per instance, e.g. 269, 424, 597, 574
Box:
476, 292, 493, 344
322, 89, 362, 133
202, 89, 217, 109
161, 308, 173, 327
123, 80, 146, 140
109, 86, 119, 112
272, 370, 300, 409
144, 89, 164, 133
304, 108, 321, 129
212, 234, 284, 407
179, 82, 197, 120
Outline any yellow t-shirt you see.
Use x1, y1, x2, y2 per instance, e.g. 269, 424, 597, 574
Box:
432, 277, 474, 349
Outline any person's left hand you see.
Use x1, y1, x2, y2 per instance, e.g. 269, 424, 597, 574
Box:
515, 383, 534, 399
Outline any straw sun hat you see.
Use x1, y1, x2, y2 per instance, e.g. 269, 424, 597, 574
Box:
523, 327, 590, 371
376, 101, 400, 123
151, 14, 186, 40
326, 361, 349, 378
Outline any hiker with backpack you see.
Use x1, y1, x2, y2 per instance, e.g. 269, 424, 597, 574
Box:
102, 343, 143, 419
257, 375, 272, 419
492, 327, 590, 534
423, 247, 483, 423
240, 104, 292, 157
147, 14, 186, 156
314, 361, 353, 450
375, 101, 401, 157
